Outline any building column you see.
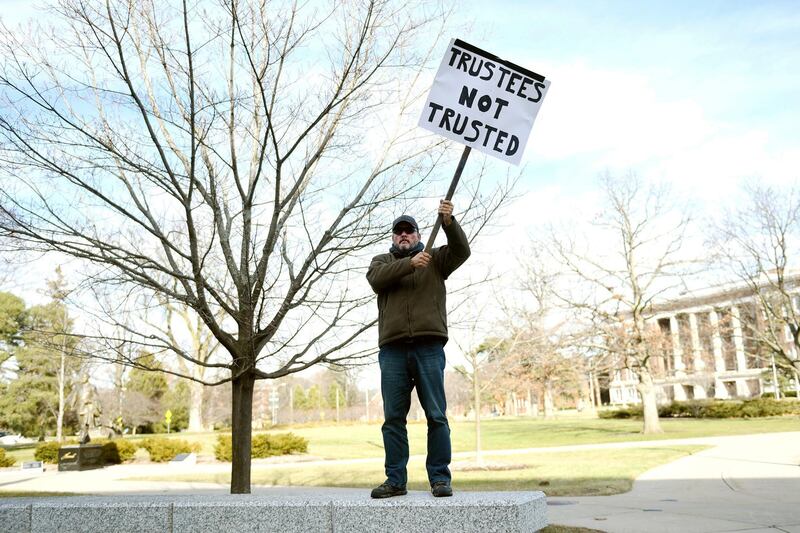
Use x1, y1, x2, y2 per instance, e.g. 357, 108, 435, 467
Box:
669, 315, 687, 401
669, 315, 685, 374
688, 313, 707, 398
708, 310, 728, 399
730, 305, 750, 397
688, 313, 704, 371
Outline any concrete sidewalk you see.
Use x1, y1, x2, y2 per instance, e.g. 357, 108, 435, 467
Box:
547, 431, 800, 532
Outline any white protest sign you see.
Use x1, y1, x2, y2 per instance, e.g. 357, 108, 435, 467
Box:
418, 39, 550, 165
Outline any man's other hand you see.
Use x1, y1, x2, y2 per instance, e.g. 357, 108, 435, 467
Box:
439, 200, 454, 226
411, 252, 432, 269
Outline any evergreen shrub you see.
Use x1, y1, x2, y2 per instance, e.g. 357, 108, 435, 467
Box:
214, 432, 308, 461
599, 398, 800, 419
94, 438, 138, 464
34, 441, 63, 464
140, 437, 200, 462
761, 391, 798, 398
0, 448, 15, 467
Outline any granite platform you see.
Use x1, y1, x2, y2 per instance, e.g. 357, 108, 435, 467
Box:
0, 490, 547, 533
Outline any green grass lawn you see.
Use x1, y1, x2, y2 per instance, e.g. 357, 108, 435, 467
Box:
2, 415, 798, 464
287, 416, 799, 459
136, 445, 707, 496
143, 415, 800, 459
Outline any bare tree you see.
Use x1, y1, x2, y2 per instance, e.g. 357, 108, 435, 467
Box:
546, 173, 694, 434
151, 298, 222, 432
710, 183, 800, 388
504, 256, 583, 418
0, 0, 468, 493
45, 267, 79, 442
452, 316, 520, 466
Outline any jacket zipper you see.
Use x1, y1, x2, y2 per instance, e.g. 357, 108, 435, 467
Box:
408, 266, 415, 338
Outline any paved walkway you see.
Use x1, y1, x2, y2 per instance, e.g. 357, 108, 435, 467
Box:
2, 431, 799, 532
547, 431, 800, 533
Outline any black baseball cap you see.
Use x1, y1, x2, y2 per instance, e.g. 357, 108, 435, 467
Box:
391, 215, 418, 232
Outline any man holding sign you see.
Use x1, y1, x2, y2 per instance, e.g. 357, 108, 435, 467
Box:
366, 200, 470, 498
367, 37, 547, 500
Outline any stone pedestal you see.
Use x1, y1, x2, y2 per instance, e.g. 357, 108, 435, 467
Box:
0, 490, 548, 532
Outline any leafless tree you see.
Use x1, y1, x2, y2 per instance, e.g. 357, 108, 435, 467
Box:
546, 173, 694, 434
0, 1, 518, 492
121, 390, 162, 436
151, 298, 222, 432
452, 311, 521, 466
505, 252, 584, 417
710, 183, 800, 390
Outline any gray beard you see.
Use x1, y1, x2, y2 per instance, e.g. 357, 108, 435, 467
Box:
390, 241, 424, 257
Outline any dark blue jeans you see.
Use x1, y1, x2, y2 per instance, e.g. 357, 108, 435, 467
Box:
379, 337, 451, 487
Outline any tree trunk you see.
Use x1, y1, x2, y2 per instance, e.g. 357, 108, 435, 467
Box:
188, 380, 205, 432
795, 369, 800, 397
56, 352, 66, 442
593, 373, 602, 407
473, 373, 483, 465
637, 370, 663, 434
231, 370, 256, 494
526, 388, 533, 416
543, 382, 555, 419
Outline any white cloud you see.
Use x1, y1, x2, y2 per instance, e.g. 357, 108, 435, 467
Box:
526, 61, 715, 164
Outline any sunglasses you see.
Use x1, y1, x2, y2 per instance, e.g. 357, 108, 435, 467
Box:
393, 226, 416, 236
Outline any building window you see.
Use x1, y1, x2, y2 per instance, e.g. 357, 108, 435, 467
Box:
740, 302, 763, 370
696, 312, 716, 370
746, 379, 761, 398
724, 381, 737, 398
657, 318, 674, 373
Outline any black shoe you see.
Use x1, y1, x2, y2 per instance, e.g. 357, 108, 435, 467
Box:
431, 481, 453, 497
371, 482, 407, 499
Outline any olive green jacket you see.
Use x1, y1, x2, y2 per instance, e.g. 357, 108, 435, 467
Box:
366, 219, 471, 346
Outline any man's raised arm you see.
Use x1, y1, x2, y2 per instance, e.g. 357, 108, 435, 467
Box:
366, 256, 413, 293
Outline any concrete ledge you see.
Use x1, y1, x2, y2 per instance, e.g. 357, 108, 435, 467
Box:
334, 491, 547, 533
0, 490, 547, 532
172, 500, 331, 533
31, 500, 171, 533
0, 502, 30, 533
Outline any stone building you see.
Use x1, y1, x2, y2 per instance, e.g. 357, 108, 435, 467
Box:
608, 279, 798, 405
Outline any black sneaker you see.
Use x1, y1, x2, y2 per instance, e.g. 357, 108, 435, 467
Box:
431, 481, 453, 497
370, 482, 407, 499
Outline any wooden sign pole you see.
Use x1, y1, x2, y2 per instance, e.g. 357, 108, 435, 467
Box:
424, 145, 471, 254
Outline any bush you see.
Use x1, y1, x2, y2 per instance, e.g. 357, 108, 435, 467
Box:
214, 435, 232, 462
94, 439, 138, 464
762, 391, 798, 398
34, 442, 62, 464
598, 406, 642, 419
0, 448, 15, 468
601, 398, 800, 419
139, 437, 200, 463
251, 432, 309, 457
214, 432, 308, 462
697, 401, 742, 418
